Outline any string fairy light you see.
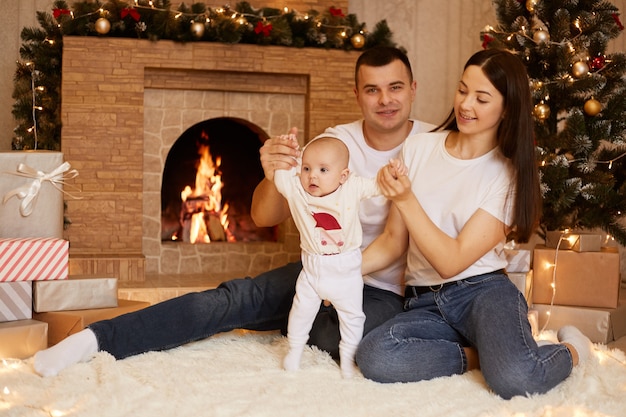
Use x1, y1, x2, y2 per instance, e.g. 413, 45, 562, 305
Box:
56, 1, 359, 39
24, 62, 40, 149
539, 232, 568, 333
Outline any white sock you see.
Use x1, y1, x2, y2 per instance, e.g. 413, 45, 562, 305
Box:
339, 344, 358, 379
33, 328, 98, 377
557, 325, 592, 364
339, 357, 358, 379
283, 347, 303, 371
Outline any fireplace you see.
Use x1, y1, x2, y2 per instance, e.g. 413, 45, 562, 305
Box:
61, 37, 362, 281
160, 117, 276, 244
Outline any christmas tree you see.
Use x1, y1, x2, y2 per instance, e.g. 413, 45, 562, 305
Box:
12, 9, 63, 150
12, 0, 399, 151
482, 0, 626, 246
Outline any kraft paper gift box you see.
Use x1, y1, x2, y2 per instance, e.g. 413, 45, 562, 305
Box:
34, 299, 151, 346
532, 245, 620, 309
533, 291, 626, 344
33, 275, 118, 312
0, 237, 68, 282
544, 231, 602, 252
508, 270, 533, 305
0, 319, 48, 359
0, 151, 76, 239
0, 281, 32, 322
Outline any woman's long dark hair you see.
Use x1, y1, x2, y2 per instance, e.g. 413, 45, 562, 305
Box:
435, 49, 541, 242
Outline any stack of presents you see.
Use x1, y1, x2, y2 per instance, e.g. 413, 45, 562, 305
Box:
0, 151, 149, 359
506, 231, 625, 344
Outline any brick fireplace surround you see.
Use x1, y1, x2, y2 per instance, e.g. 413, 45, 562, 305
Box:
61, 37, 362, 283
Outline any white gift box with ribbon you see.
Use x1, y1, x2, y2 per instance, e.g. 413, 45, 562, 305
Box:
0, 151, 78, 239
503, 241, 533, 272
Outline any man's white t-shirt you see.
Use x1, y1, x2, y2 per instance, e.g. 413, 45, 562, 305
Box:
316, 119, 435, 296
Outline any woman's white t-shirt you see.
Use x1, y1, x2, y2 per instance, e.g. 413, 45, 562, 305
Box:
401, 131, 515, 287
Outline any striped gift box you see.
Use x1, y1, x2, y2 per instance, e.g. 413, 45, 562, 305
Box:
0, 281, 32, 322
0, 238, 68, 282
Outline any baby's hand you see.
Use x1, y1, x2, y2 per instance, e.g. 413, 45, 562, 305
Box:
387, 158, 408, 179
279, 133, 298, 145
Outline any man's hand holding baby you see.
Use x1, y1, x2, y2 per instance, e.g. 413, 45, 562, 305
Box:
259, 127, 301, 182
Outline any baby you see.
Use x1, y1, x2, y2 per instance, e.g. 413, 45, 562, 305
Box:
272, 135, 405, 378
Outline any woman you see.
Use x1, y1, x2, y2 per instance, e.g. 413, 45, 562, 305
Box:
356, 48, 592, 399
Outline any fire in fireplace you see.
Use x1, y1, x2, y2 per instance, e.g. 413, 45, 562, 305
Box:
161, 117, 277, 243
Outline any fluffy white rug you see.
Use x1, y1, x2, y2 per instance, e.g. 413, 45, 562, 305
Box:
2, 330, 626, 417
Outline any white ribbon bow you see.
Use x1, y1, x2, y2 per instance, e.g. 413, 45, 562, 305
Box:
3, 162, 80, 217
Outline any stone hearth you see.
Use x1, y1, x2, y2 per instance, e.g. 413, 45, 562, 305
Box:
61, 37, 361, 281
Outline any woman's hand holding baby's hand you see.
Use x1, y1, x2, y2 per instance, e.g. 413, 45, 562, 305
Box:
377, 159, 412, 202
259, 127, 300, 182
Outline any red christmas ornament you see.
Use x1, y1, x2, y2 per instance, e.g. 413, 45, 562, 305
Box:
589, 55, 606, 72
482, 34, 494, 49
53, 8, 71, 19
329, 7, 345, 17
121, 7, 141, 22
612, 14, 624, 31
254, 21, 272, 37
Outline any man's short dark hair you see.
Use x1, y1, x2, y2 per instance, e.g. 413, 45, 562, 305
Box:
355, 46, 413, 85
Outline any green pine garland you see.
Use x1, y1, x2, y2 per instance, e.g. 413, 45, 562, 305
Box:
12, 0, 402, 151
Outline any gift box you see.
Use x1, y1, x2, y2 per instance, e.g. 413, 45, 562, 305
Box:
508, 270, 533, 305
0, 281, 32, 322
0, 237, 68, 282
505, 249, 532, 272
34, 299, 151, 346
0, 319, 48, 359
34, 276, 118, 312
533, 292, 626, 344
0, 151, 73, 239
533, 245, 620, 309
544, 231, 602, 252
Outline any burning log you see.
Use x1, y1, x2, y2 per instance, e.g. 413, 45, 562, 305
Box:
179, 196, 227, 243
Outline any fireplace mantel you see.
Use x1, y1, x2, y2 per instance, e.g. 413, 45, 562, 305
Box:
61, 37, 362, 281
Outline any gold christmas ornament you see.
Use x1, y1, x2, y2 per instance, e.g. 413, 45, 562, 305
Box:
190, 21, 205, 39
534, 102, 551, 120
351, 34, 365, 49
583, 98, 602, 116
572, 60, 589, 78
95, 17, 111, 35
526, 0, 538, 13
533, 29, 550, 44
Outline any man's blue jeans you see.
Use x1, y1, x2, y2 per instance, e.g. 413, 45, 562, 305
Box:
89, 261, 403, 360
356, 271, 574, 399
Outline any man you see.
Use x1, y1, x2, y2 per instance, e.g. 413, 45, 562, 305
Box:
252, 46, 435, 356
34, 46, 434, 377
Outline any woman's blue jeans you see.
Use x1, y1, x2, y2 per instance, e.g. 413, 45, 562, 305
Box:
89, 261, 403, 361
356, 271, 574, 399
